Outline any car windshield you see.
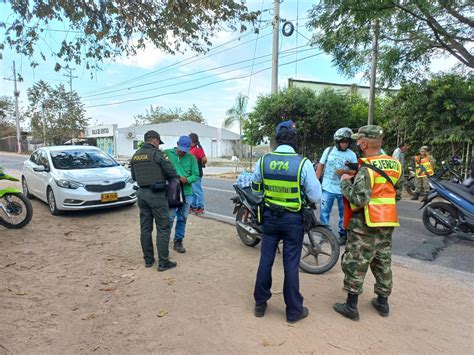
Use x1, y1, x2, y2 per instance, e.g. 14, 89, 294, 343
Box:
50, 150, 118, 170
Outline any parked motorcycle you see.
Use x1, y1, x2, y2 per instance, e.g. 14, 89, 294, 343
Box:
231, 185, 340, 274
419, 165, 473, 241
0, 170, 33, 229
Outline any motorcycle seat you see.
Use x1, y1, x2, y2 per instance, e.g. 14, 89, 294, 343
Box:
439, 181, 474, 205
240, 186, 263, 206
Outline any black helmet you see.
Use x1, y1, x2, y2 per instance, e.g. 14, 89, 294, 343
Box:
334, 127, 353, 151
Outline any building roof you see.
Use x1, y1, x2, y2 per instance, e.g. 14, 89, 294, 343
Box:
118, 121, 240, 140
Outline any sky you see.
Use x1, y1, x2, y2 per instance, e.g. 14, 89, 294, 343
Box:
0, 0, 459, 133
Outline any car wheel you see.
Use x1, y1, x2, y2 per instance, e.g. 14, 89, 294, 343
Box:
22, 177, 34, 199
47, 187, 62, 215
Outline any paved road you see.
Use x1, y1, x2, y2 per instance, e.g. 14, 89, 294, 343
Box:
2, 152, 472, 273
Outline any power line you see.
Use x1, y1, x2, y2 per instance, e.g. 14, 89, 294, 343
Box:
83, 43, 311, 99
86, 51, 323, 109
86, 46, 315, 102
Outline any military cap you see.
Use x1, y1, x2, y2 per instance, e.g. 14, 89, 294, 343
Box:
144, 130, 164, 144
351, 125, 384, 140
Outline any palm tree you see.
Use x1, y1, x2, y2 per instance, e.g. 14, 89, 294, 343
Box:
224, 93, 248, 158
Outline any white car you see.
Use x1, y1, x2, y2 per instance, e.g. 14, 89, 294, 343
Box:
22, 146, 137, 215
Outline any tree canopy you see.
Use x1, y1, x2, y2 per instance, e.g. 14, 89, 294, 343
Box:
26, 80, 88, 144
307, 0, 474, 86
0, 96, 17, 138
1, 1, 258, 72
133, 104, 205, 126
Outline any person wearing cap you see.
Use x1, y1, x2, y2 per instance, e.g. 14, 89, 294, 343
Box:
164, 136, 200, 253
251, 120, 322, 323
411, 145, 435, 200
334, 125, 403, 321
130, 130, 178, 272
189, 133, 207, 214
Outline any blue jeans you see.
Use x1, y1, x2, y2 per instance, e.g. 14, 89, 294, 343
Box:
319, 190, 345, 236
169, 195, 192, 241
191, 177, 205, 209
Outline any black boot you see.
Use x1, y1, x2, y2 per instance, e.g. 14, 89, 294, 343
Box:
371, 295, 389, 317
410, 193, 419, 201
333, 293, 360, 321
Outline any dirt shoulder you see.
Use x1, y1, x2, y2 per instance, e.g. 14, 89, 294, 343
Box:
0, 196, 472, 354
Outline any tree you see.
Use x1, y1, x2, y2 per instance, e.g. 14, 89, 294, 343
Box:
224, 93, 248, 157
26, 80, 89, 144
1, 1, 258, 72
133, 104, 206, 126
0, 96, 17, 138
307, 1, 474, 86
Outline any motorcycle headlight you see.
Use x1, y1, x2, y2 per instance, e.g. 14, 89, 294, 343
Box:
55, 179, 84, 189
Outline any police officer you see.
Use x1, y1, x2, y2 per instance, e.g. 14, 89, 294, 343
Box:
130, 130, 178, 272
251, 120, 322, 323
334, 125, 403, 320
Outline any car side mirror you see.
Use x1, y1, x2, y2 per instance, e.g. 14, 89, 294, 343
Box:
33, 165, 47, 172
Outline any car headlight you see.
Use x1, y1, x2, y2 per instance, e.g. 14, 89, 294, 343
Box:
125, 175, 135, 184
55, 179, 84, 189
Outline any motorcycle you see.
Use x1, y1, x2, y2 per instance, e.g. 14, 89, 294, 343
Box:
0, 170, 33, 229
419, 165, 473, 241
231, 184, 340, 274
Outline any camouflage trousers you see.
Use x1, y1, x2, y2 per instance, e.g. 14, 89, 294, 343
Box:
341, 230, 393, 297
414, 177, 430, 195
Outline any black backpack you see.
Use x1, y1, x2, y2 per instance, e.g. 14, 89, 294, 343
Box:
167, 178, 185, 208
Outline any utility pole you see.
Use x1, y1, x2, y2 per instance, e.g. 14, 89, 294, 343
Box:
367, 19, 379, 125
42, 103, 47, 146
271, 0, 280, 94
3, 61, 22, 153
63, 67, 77, 93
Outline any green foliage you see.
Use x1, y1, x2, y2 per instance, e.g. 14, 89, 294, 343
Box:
133, 104, 205, 126
0, 96, 17, 138
307, 0, 473, 86
2, 1, 258, 73
26, 81, 89, 144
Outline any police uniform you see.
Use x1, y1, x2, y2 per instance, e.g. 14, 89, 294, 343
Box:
335, 125, 403, 320
130, 135, 177, 268
251, 120, 321, 323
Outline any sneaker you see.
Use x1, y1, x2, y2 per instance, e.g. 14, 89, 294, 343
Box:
189, 206, 195, 213
173, 240, 186, 253
157, 260, 177, 272
338, 234, 347, 246
145, 260, 154, 268
287, 307, 309, 324
254, 302, 267, 317
195, 208, 204, 215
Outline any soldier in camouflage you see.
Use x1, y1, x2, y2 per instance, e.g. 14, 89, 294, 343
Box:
334, 125, 403, 321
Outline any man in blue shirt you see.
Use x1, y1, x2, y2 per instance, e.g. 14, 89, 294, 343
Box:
316, 128, 358, 245
251, 120, 321, 323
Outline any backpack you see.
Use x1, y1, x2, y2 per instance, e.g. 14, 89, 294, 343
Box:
317, 146, 335, 183
167, 178, 186, 208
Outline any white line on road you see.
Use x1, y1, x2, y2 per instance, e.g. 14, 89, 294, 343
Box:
202, 211, 235, 221
399, 216, 422, 222
203, 186, 235, 193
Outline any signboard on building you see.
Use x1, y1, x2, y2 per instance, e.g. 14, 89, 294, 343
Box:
85, 125, 116, 138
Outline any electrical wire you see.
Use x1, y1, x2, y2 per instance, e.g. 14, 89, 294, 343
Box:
85, 51, 323, 109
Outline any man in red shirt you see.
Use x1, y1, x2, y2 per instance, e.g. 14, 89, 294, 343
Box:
189, 133, 207, 214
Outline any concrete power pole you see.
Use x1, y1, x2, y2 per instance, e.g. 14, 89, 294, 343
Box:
12, 62, 22, 153
63, 67, 78, 93
367, 20, 380, 125
271, 0, 280, 94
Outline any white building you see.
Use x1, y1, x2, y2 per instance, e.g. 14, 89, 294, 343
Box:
115, 121, 240, 158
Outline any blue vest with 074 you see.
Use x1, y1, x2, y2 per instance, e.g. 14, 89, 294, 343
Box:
261, 152, 306, 212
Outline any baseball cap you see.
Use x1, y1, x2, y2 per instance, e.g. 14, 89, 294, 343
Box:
276, 120, 297, 135
144, 130, 164, 144
351, 125, 384, 140
177, 135, 192, 152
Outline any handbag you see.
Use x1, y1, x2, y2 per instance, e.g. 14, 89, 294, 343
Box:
167, 178, 186, 208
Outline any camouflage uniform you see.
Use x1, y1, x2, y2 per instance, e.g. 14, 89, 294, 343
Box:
413, 155, 436, 196
340, 129, 403, 298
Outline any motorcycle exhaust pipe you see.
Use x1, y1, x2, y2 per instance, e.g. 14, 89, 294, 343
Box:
427, 206, 453, 229
236, 221, 260, 236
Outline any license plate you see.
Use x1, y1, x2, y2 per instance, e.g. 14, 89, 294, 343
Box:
101, 192, 118, 203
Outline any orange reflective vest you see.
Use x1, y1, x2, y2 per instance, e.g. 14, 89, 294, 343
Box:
350, 155, 402, 228
415, 155, 434, 177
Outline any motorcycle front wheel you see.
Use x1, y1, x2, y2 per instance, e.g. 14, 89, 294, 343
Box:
0, 193, 33, 229
235, 206, 261, 247
406, 177, 416, 196
300, 226, 340, 274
